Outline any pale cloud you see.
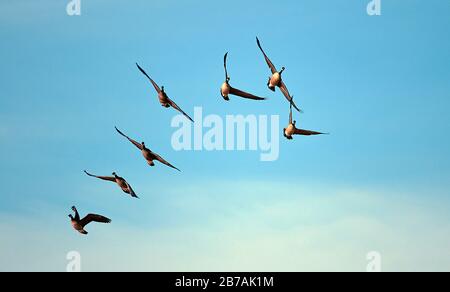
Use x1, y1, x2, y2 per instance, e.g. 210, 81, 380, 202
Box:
1, 182, 450, 272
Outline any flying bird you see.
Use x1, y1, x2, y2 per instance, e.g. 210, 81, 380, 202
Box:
115, 127, 181, 171
284, 100, 328, 139
136, 63, 194, 123
221, 52, 266, 101
69, 206, 111, 235
84, 171, 138, 199
256, 37, 302, 112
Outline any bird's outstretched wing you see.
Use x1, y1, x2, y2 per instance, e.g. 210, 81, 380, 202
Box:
167, 98, 194, 123
229, 87, 266, 100
136, 63, 161, 93
80, 214, 111, 227
294, 128, 327, 136
279, 81, 302, 113
115, 127, 144, 150
125, 181, 139, 199
153, 152, 181, 172
256, 37, 277, 74
84, 171, 116, 182
224, 52, 229, 80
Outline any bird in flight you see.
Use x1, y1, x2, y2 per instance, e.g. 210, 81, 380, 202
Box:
115, 127, 181, 172
136, 63, 194, 123
84, 171, 138, 199
69, 206, 111, 235
256, 37, 302, 112
284, 100, 328, 139
220, 52, 266, 101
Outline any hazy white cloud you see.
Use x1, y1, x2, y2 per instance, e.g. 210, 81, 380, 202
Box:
1, 182, 449, 272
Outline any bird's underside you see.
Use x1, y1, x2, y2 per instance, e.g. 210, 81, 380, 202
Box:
256, 37, 302, 112
70, 206, 111, 235
222, 53, 266, 101
115, 127, 181, 172
136, 63, 194, 122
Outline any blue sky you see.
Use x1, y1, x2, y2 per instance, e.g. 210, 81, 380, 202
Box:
0, 0, 449, 271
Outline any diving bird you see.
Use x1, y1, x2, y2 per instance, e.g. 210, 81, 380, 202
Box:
115, 127, 181, 172
284, 101, 328, 139
69, 206, 111, 235
136, 63, 194, 123
221, 52, 266, 101
256, 37, 302, 112
84, 171, 138, 199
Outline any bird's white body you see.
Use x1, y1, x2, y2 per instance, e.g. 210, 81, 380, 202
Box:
285, 123, 296, 136
269, 72, 282, 87
221, 82, 231, 97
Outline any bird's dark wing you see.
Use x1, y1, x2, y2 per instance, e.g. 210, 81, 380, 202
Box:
153, 152, 181, 172
84, 171, 116, 182
136, 63, 161, 93
294, 128, 327, 136
80, 214, 111, 227
229, 86, 266, 100
167, 98, 194, 123
124, 181, 138, 199
279, 81, 302, 113
256, 37, 277, 74
115, 127, 144, 150
224, 52, 229, 80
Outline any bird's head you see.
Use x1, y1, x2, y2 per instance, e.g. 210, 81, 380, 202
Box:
161, 86, 165, 92
112, 172, 117, 177
71, 206, 77, 212
68, 214, 74, 220
141, 142, 146, 148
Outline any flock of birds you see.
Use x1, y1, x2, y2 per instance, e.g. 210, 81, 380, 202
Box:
69, 37, 328, 235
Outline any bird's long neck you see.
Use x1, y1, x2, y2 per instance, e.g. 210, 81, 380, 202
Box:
289, 103, 293, 124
